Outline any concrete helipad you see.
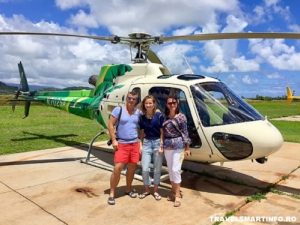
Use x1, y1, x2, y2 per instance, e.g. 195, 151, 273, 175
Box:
272, 115, 300, 121
0, 142, 299, 225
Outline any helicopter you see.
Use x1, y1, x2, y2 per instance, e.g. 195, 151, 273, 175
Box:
1, 31, 299, 164
286, 86, 300, 102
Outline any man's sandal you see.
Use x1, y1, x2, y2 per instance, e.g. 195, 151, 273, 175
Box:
107, 197, 115, 205
125, 189, 138, 198
153, 192, 162, 201
139, 192, 150, 199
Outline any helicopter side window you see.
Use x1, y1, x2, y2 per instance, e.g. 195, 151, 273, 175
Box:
149, 87, 201, 148
191, 82, 264, 127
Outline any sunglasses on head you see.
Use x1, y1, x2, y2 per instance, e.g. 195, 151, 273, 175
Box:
127, 96, 137, 101
167, 101, 177, 106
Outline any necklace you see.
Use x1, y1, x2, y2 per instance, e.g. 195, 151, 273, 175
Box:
146, 115, 153, 119
145, 112, 154, 119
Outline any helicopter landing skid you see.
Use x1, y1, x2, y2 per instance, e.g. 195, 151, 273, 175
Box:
81, 132, 170, 182
84, 131, 106, 163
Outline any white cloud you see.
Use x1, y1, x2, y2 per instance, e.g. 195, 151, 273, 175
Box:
266, 72, 281, 79
252, 0, 291, 24
231, 56, 260, 72
250, 39, 300, 70
200, 41, 229, 73
242, 75, 258, 85
289, 24, 300, 32
55, 0, 87, 10
200, 15, 249, 73
55, 0, 240, 35
172, 26, 197, 36
222, 15, 248, 32
157, 43, 197, 74
69, 10, 98, 28
0, 14, 131, 87
227, 73, 238, 85
264, 0, 279, 7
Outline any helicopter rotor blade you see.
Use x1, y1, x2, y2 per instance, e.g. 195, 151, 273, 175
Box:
2, 31, 300, 43
147, 48, 163, 64
0, 31, 118, 42
162, 32, 300, 42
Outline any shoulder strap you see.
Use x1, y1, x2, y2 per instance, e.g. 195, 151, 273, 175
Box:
115, 106, 122, 134
170, 117, 183, 136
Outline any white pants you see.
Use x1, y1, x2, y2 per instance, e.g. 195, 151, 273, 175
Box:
164, 149, 184, 184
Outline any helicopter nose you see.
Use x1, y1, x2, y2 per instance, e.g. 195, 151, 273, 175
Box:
251, 120, 283, 158
210, 120, 283, 161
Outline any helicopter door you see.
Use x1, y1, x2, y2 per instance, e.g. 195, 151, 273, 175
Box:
147, 86, 216, 161
148, 86, 201, 146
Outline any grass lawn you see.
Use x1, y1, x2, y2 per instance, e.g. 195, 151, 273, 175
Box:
249, 100, 300, 143
0, 105, 107, 155
271, 121, 300, 143
249, 100, 300, 118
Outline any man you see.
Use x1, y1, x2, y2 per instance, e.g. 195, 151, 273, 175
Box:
107, 91, 141, 205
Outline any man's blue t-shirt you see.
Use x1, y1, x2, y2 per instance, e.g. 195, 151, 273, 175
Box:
139, 111, 164, 140
111, 106, 141, 143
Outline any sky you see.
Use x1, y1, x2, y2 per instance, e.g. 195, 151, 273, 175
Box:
0, 0, 300, 97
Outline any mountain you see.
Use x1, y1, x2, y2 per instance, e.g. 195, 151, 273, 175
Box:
6, 83, 53, 91
63, 86, 92, 90
0, 81, 17, 94
0, 81, 92, 94
35, 86, 92, 91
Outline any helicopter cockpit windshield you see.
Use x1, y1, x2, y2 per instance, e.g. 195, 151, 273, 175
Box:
191, 82, 264, 127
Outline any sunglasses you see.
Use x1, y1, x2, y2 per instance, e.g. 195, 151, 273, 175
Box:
167, 101, 177, 106
127, 96, 137, 101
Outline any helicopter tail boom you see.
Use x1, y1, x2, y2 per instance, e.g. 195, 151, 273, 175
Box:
11, 62, 134, 128
12, 62, 96, 120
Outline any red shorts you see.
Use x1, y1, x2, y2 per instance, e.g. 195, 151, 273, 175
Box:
114, 142, 140, 164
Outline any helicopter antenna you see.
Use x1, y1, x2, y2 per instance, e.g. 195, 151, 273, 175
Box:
182, 55, 194, 74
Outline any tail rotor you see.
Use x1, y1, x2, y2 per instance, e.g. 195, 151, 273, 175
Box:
11, 61, 32, 118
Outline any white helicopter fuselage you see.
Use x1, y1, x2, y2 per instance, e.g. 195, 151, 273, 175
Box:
100, 63, 283, 163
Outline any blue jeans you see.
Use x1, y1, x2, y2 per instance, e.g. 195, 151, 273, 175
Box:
141, 138, 163, 186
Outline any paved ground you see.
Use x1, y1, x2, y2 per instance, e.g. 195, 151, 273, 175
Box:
272, 115, 300, 121
0, 142, 299, 225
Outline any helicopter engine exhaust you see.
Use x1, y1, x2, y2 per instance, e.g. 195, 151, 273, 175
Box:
88, 75, 97, 86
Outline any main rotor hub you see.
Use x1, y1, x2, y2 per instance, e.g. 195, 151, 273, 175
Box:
128, 33, 152, 39
117, 33, 163, 63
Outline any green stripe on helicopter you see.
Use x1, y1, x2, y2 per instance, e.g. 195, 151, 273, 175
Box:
31, 64, 132, 128
91, 64, 132, 127
37, 89, 93, 97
